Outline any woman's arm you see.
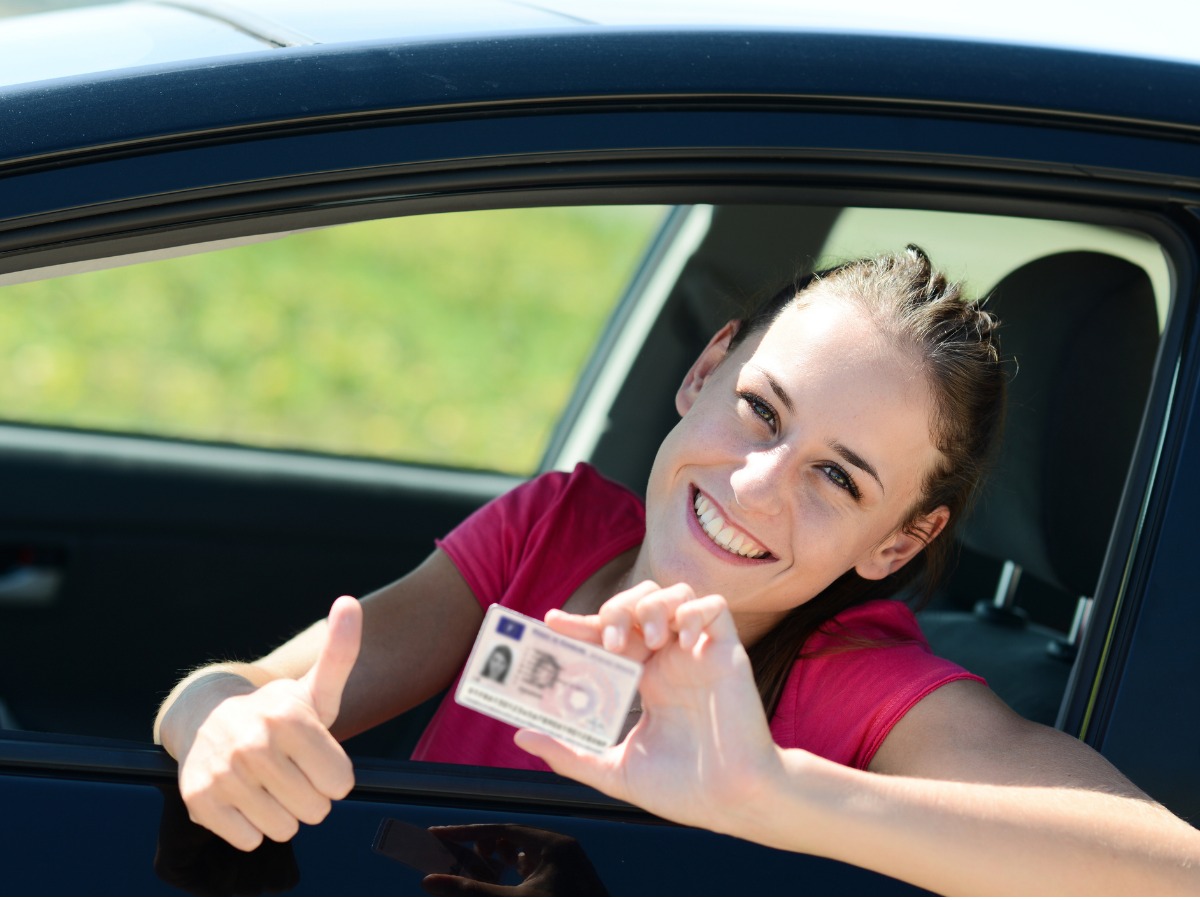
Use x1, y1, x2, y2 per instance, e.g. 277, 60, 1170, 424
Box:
154, 548, 483, 851
520, 588, 1200, 896
766, 681, 1200, 896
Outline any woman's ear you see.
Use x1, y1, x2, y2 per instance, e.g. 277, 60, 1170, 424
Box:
855, 506, 950, 581
676, 321, 739, 415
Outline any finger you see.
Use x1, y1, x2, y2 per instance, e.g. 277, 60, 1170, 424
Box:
549, 605, 652, 663
673, 593, 737, 650
598, 605, 633, 653
301, 595, 362, 728
542, 609, 603, 645
192, 771, 302, 847
634, 583, 696, 649
279, 721, 355, 801
210, 747, 311, 843
244, 745, 341, 826
185, 796, 266, 852
240, 797, 304, 845
597, 580, 659, 652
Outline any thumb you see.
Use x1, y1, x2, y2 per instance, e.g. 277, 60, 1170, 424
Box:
301, 595, 362, 727
514, 730, 624, 801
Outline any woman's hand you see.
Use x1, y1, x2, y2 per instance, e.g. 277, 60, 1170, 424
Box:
170, 596, 361, 852
518, 583, 785, 836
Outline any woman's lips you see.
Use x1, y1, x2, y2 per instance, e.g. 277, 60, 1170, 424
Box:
691, 488, 772, 560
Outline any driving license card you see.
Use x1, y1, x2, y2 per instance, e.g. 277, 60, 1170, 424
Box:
455, 605, 642, 753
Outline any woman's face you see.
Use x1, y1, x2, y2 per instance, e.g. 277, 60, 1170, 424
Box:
485, 650, 508, 679
638, 290, 948, 643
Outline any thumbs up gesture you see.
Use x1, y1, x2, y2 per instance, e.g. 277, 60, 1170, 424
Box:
173, 596, 362, 852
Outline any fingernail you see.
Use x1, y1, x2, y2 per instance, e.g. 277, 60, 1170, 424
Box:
643, 621, 662, 646
603, 625, 621, 651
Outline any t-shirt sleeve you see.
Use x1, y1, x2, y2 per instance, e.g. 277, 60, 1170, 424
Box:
435, 470, 572, 610
770, 600, 985, 770
412, 465, 645, 771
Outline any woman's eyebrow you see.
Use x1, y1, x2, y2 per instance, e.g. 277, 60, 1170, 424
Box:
765, 373, 795, 413
830, 441, 884, 495
759, 369, 884, 494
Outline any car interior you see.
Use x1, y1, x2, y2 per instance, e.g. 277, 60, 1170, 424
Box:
0, 198, 1169, 760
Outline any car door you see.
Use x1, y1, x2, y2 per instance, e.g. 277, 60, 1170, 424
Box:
3, 16, 1200, 896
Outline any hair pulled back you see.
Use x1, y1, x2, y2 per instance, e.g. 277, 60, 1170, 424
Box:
731, 245, 1006, 717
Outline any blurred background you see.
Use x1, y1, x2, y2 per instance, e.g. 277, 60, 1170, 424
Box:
0, 207, 666, 475
0, 0, 101, 14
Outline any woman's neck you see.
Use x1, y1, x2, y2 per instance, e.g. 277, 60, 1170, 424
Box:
560, 546, 641, 617
732, 611, 788, 649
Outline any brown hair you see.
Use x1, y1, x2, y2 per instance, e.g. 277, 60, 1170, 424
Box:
728, 245, 1006, 717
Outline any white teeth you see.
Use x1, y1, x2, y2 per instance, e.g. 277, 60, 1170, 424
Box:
692, 492, 768, 559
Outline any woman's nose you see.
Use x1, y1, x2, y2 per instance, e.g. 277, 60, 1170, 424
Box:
730, 450, 786, 515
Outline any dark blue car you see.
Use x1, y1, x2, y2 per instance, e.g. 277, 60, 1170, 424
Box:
1, 1, 1198, 893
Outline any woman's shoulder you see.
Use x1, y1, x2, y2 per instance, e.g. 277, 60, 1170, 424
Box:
771, 599, 982, 769
436, 463, 645, 616
455, 462, 641, 535
507, 462, 643, 511
533, 462, 646, 530
443, 462, 643, 558
563, 462, 645, 504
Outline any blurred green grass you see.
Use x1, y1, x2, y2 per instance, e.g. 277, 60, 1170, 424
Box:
0, 206, 666, 473
0, 0, 101, 16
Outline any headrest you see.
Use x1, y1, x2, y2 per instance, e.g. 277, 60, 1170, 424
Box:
961, 251, 1158, 597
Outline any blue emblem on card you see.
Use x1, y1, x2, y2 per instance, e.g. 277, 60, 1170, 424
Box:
496, 616, 524, 640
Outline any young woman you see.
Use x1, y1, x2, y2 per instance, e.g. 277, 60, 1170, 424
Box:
155, 247, 1199, 892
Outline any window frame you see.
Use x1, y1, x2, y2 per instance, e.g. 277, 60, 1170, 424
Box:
0, 93, 1195, 815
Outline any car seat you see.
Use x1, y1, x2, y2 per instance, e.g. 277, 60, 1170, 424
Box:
919, 251, 1159, 725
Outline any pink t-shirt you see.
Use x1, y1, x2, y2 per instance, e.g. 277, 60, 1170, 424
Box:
770, 600, 983, 769
411, 463, 981, 772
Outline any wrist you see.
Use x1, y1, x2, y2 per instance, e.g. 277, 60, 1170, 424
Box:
155, 670, 256, 759
713, 743, 794, 842
724, 748, 864, 856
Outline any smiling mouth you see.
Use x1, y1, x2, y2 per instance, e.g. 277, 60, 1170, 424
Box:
693, 490, 771, 559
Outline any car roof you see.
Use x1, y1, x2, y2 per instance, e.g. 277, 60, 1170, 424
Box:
2, 0, 1198, 90
3, 0, 1200, 169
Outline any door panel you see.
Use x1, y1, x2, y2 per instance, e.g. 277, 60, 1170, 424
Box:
0, 438, 503, 744
0, 746, 929, 895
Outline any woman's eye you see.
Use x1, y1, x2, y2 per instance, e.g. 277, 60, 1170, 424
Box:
822, 464, 861, 499
739, 392, 777, 428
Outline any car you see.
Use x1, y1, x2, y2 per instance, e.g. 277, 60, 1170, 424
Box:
1, 0, 1199, 894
